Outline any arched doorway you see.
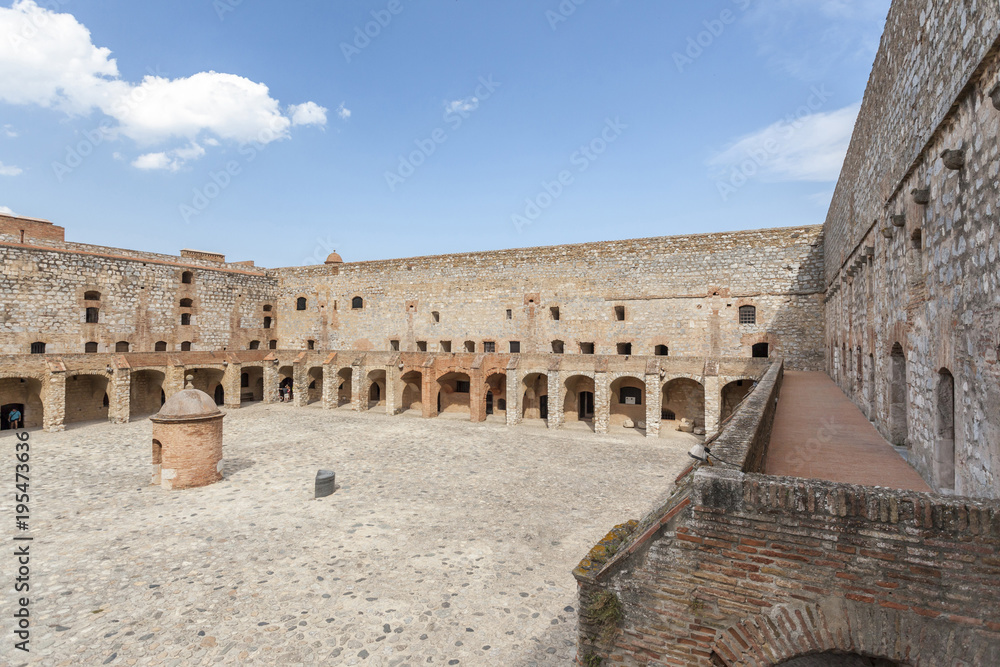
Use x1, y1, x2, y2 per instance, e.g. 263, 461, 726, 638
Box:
65, 374, 110, 424
778, 654, 902, 666
721, 379, 753, 423
278, 365, 294, 402
562, 375, 595, 425
307, 367, 323, 405
936, 368, 955, 491
366, 370, 386, 409
130, 370, 166, 418
337, 368, 353, 407
213, 385, 225, 406
400, 371, 423, 413
521, 373, 548, 422
889, 343, 908, 446
661, 378, 705, 429
0, 377, 44, 429
610, 376, 645, 428
189, 369, 226, 406
484, 373, 507, 421
437, 372, 471, 418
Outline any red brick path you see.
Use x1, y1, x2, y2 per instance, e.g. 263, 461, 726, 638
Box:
765, 371, 931, 492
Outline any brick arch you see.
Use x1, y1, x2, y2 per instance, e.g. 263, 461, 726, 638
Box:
886, 322, 908, 354
709, 599, 1000, 667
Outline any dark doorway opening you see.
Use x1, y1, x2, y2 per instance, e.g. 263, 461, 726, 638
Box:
539, 395, 549, 420
752, 342, 770, 358
214, 385, 225, 406
486, 391, 494, 415
578, 391, 595, 419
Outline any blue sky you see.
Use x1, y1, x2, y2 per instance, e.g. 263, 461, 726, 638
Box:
0, 0, 890, 266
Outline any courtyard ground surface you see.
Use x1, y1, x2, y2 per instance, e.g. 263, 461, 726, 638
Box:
3, 403, 697, 666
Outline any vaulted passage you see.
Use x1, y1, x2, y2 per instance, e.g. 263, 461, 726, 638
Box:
521, 373, 548, 422
661, 378, 704, 428
65, 374, 110, 425
563, 375, 595, 426
130, 369, 165, 417
0, 377, 43, 429
399, 371, 423, 413
437, 372, 471, 417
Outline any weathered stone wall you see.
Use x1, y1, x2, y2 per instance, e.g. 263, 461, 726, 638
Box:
824, 1, 1000, 498
0, 242, 277, 356
274, 226, 826, 372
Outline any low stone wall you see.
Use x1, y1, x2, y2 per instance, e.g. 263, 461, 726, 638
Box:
574, 362, 1000, 666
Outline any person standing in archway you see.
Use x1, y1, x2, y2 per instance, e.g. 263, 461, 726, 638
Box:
9, 407, 22, 430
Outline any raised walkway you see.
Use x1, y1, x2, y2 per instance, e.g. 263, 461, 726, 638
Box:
766, 371, 931, 492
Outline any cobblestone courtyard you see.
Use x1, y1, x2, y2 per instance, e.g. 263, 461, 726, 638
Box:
4, 404, 696, 666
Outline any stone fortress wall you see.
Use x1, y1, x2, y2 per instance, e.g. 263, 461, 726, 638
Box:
823, 0, 1000, 500
273, 225, 825, 370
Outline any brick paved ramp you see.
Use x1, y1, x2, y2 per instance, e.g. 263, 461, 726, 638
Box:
765, 371, 931, 492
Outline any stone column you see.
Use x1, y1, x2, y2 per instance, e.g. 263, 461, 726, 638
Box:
645, 373, 661, 438
470, 367, 486, 423
108, 369, 131, 424
263, 363, 279, 404
351, 364, 364, 411
292, 363, 308, 407
322, 363, 337, 410
704, 376, 722, 434
594, 371, 610, 434
223, 363, 242, 410
43, 370, 66, 432
546, 370, 562, 430
422, 369, 437, 418
506, 371, 521, 427
386, 365, 399, 416
165, 365, 186, 399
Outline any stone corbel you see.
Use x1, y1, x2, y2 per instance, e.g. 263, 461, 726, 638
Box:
891, 214, 906, 227
989, 81, 1000, 111
910, 188, 930, 205
941, 149, 965, 170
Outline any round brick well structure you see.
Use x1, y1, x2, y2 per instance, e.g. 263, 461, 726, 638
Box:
149, 388, 224, 490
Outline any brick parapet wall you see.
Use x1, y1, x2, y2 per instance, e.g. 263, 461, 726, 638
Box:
574, 357, 1000, 665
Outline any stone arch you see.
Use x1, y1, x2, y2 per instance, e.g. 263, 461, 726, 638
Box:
306, 366, 324, 405
563, 374, 596, 426
0, 376, 44, 429
130, 369, 165, 418
709, 599, 999, 667
520, 372, 548, 421
365, 369, 386, 409
398, 370, 423, 413
483, 372, 507, 420
437, 371, 471, 417
662, 377, 705, 428
65, 373, 110, 424
336, 367, 353, 407
609, 374, 645, 428
721, 379, 754, 423
188, 368, 225, 404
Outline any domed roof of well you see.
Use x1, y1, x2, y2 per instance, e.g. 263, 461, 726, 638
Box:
154, 389, 222, 420
325, 252, 343, 264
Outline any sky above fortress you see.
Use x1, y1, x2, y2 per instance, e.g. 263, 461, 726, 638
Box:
0, 0, 890, 266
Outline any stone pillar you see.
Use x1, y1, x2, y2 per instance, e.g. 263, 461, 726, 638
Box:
292, 363, 308, 407
351, 364, 364, 411
386, 365, 399, 416
422, 370, 437, 418
322, 363, 337, 410
645, 373, 661, 438
506, 370, 521, 427
223, 363, 242, 410
704, 376, 722, 434
108, 369, 131, 424
263, 363, 279, 404
594, 371, 610, 434
470, 367, 486, 423
43, 370, 66, 432
546, 370, 562, 430
165, 365, 186, 399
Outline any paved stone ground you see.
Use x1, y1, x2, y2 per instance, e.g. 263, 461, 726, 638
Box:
2, 403, 697, 666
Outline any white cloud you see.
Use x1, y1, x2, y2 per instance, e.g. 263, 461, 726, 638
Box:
289, 101, 328, 127
0, 1, 325, 167
336, 102, 351, 120
3, 124, 17, 138
708, 102, 860, 183
0, 205, 15, 215
132, 143, 206, 172
0, 160, 23, 176
445, 97, 479, 115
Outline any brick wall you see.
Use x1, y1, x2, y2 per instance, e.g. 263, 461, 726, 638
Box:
575, 363, 1000, 666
